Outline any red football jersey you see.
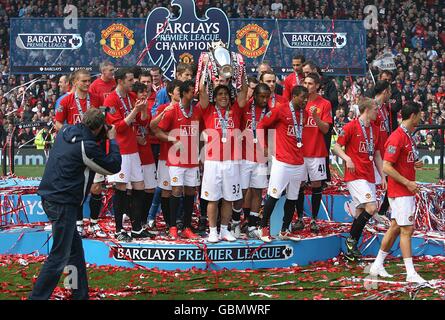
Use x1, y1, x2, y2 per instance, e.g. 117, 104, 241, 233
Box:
282, 72, 304, 101
154, 103, 172, 161
241, 100, 269, 163
199, 102, 242, 161
336, 119, 380, 183
104, 91, 148, 155
258, 102, 305, 165
135, 112, 155, 165
55, 92, 102, 125
158, 102, 202, 167
90, 78, 116, 102
302, 95, 332, 157
373, 103, 391, 153
147, 91, 156, 108
383, 127, 416, 197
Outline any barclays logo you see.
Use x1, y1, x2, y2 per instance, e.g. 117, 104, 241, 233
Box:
16, 33, 83, 50
282, 32, 347, 49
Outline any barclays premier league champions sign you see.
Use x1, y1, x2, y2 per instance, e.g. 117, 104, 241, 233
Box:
9, 0, 366, 76
144, 0, 230, 79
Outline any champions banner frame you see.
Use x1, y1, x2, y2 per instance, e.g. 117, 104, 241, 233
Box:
10, 1, 366, 77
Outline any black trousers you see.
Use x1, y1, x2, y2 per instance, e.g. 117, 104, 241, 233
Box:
29, 200, 89, 300
323, 126, 333, 182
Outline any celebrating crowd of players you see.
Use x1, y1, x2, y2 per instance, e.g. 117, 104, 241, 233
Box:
54, 54, 426, 283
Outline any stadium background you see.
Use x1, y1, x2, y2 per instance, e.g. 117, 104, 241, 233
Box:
0, 0, 444, 302
0, 0, 443, 178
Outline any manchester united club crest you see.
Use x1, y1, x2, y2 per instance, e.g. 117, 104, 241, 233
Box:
235, 24, 269, 58
100, 24, 135, 58
179, 52, 194, 65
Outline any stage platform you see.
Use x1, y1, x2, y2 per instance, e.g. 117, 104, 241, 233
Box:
1, 178, 444, 270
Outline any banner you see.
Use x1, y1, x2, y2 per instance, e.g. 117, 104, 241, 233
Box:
10, 18, 146, 74
10, 0, 366, 77
372, 49, 397, 70
1, 149, 48, 165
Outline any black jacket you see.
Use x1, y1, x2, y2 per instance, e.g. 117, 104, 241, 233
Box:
388, 88, 402, 132
321, 77, 339, 116
38, 124, 121, 205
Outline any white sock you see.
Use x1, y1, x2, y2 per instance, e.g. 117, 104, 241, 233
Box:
220, 225, 228, 232
404, 257, 416, 276
76, 220, 83, 226
90, 219, 98, 224
209, 227, 218, 235
374, 250, 389, 267
248, 226, 257, 231
250, 211, 259, 217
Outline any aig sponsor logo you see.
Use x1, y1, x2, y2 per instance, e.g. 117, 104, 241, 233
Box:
214, 118, 234, 129
180, 125, 199, 136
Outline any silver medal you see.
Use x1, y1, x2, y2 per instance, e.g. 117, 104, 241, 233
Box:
253, 138, 258, 144
369, 156, 374, 161
297, 142, 303, 148
221, 137, 227, 143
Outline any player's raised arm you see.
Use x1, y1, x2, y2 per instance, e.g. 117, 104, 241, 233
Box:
237, 68, 248, 109
198, 72, 209, 110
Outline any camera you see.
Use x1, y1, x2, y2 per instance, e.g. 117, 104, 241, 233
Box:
98, 123, 111, 141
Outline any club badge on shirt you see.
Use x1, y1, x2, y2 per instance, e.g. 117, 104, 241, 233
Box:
387, 145, 396, 154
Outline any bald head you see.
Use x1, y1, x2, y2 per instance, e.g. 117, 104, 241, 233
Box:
58, 75, 69, 94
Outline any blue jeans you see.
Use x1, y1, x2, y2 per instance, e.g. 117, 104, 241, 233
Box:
148, 187, 162, 220
148, 188, 185, 222
29, 200, 89, 300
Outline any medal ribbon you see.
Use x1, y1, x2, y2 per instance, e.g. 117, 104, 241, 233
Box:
401, 124, 420, 161
215, 105, 230, 141
74, 92, 90, 116
251, 102, 267, 141
289, 101, 303, 147
179, 101, 193, 118
116, 90, 132, 117
359, 118, 374, 160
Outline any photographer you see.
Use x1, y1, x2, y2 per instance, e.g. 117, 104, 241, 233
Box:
29, 108, 121, 300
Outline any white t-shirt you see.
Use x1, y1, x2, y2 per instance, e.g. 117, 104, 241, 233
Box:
427, 50, 438, 60
271, 2, 283, 12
